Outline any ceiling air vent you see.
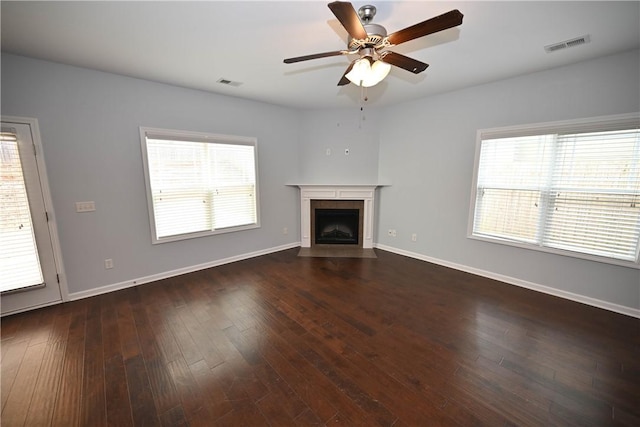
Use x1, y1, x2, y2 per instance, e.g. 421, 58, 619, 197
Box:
216, 78, 243, 87
544, 34, 591, 53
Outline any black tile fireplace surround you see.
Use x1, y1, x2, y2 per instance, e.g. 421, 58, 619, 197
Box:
314, 208, 359, 245
310, 199, 365, 247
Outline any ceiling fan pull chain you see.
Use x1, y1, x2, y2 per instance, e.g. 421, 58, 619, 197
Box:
359, 85, 369, 129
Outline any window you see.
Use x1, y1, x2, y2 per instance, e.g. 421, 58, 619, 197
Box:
1, 130, 44, 291
469, 114, 640, 267
140, 127, 259, 243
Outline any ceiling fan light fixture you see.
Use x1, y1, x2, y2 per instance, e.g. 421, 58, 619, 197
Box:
345, 57, 390, 87
283, 2, 464, 93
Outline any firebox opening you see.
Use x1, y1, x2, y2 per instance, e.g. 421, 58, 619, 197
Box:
314, 208, 359, 245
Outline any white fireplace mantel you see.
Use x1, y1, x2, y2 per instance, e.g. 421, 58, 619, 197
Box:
294, 185, 382, 248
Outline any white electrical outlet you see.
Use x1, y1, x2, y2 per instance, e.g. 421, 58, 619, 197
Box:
388, 229, 397, 237
104, 258, 114, 269
283, 227, 288, 235
411, 233, 418, 242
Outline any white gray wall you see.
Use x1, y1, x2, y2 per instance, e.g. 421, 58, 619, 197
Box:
297, 108, 381, 184
1, 53, 301, 296
2, 49, 639, 314
376, 49, 640, 312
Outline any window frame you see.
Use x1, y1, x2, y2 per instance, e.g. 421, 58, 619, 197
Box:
467, 113, 640, 269
140, 126, 260, 244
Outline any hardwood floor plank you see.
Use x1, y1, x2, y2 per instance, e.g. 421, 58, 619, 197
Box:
298, 330, 450, 426
159, 405, 188, 427
0, 313, 24, 342
176, 304, 225, 368
165, 306, 205, 366
117, 298, 142, 361
255, 390, 299, 427
51, 337, 85, 427
7, 308, 45, 345
187, 359, 234, 420
223, 324, 264, 366
146, 357, 182, 417
258, 338, 338, 422
1, 248, 638, 426
166, 356, 212, 423
24, 338, 67, 426
124, 355, 161, 427
261, 330, 379, 425
295, 338, 398, 426
1, 338, 29, 411
81, 299, 107, 427
613, 405, 640, 426
253, 360, 309, 420
254, 278, 451, 425
214, 402, 269, 427
105, 355, 134, 427
293, 408, 324, 426
146, 304, 183, 364
1, 341, 46, 426
102, 303, 123, 361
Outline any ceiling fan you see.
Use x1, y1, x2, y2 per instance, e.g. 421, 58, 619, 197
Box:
283, 1, 463, 87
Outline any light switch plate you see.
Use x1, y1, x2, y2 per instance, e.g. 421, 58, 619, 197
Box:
75, 201, 96, 212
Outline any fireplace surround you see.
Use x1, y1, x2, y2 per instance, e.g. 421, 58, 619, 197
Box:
296, 185, 378, 249
312, 200, 364, 246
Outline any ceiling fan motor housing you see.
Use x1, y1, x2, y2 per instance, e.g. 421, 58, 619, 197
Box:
348, 23, 387, 50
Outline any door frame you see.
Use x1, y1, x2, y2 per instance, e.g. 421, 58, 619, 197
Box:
1, 115, 68, 315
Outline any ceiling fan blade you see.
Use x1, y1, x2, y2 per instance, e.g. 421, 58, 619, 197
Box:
337, 62, 355, 86
382, 51, 429, 74
284, 50, 346, 64
387, 9, 463, 46
328, 1, 368, 40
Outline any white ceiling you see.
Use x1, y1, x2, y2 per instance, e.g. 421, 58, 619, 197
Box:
2, 1, 639, 110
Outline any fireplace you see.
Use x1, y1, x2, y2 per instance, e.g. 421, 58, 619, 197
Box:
296, 185, 378, 249
311, 200, 364, 246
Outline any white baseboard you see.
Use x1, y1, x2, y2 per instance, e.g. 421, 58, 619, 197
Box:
374, 244, 640, 319
66, 241, 639, 319
68, 242, 300, 301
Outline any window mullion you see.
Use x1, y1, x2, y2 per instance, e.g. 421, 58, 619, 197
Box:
537, 135, 558, 248
206, 144, 214, 231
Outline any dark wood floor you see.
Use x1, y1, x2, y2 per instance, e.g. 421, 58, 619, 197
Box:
2, 248, 639, 426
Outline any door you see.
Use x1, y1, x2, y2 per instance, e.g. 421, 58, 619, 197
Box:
1, 118, 64, 315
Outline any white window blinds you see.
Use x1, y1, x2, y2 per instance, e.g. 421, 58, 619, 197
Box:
471, 116, 640, 265
543, 129, 640, 260
474, 135, 554, 244
141, 129, 259, 243
0, 131, 44, 291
